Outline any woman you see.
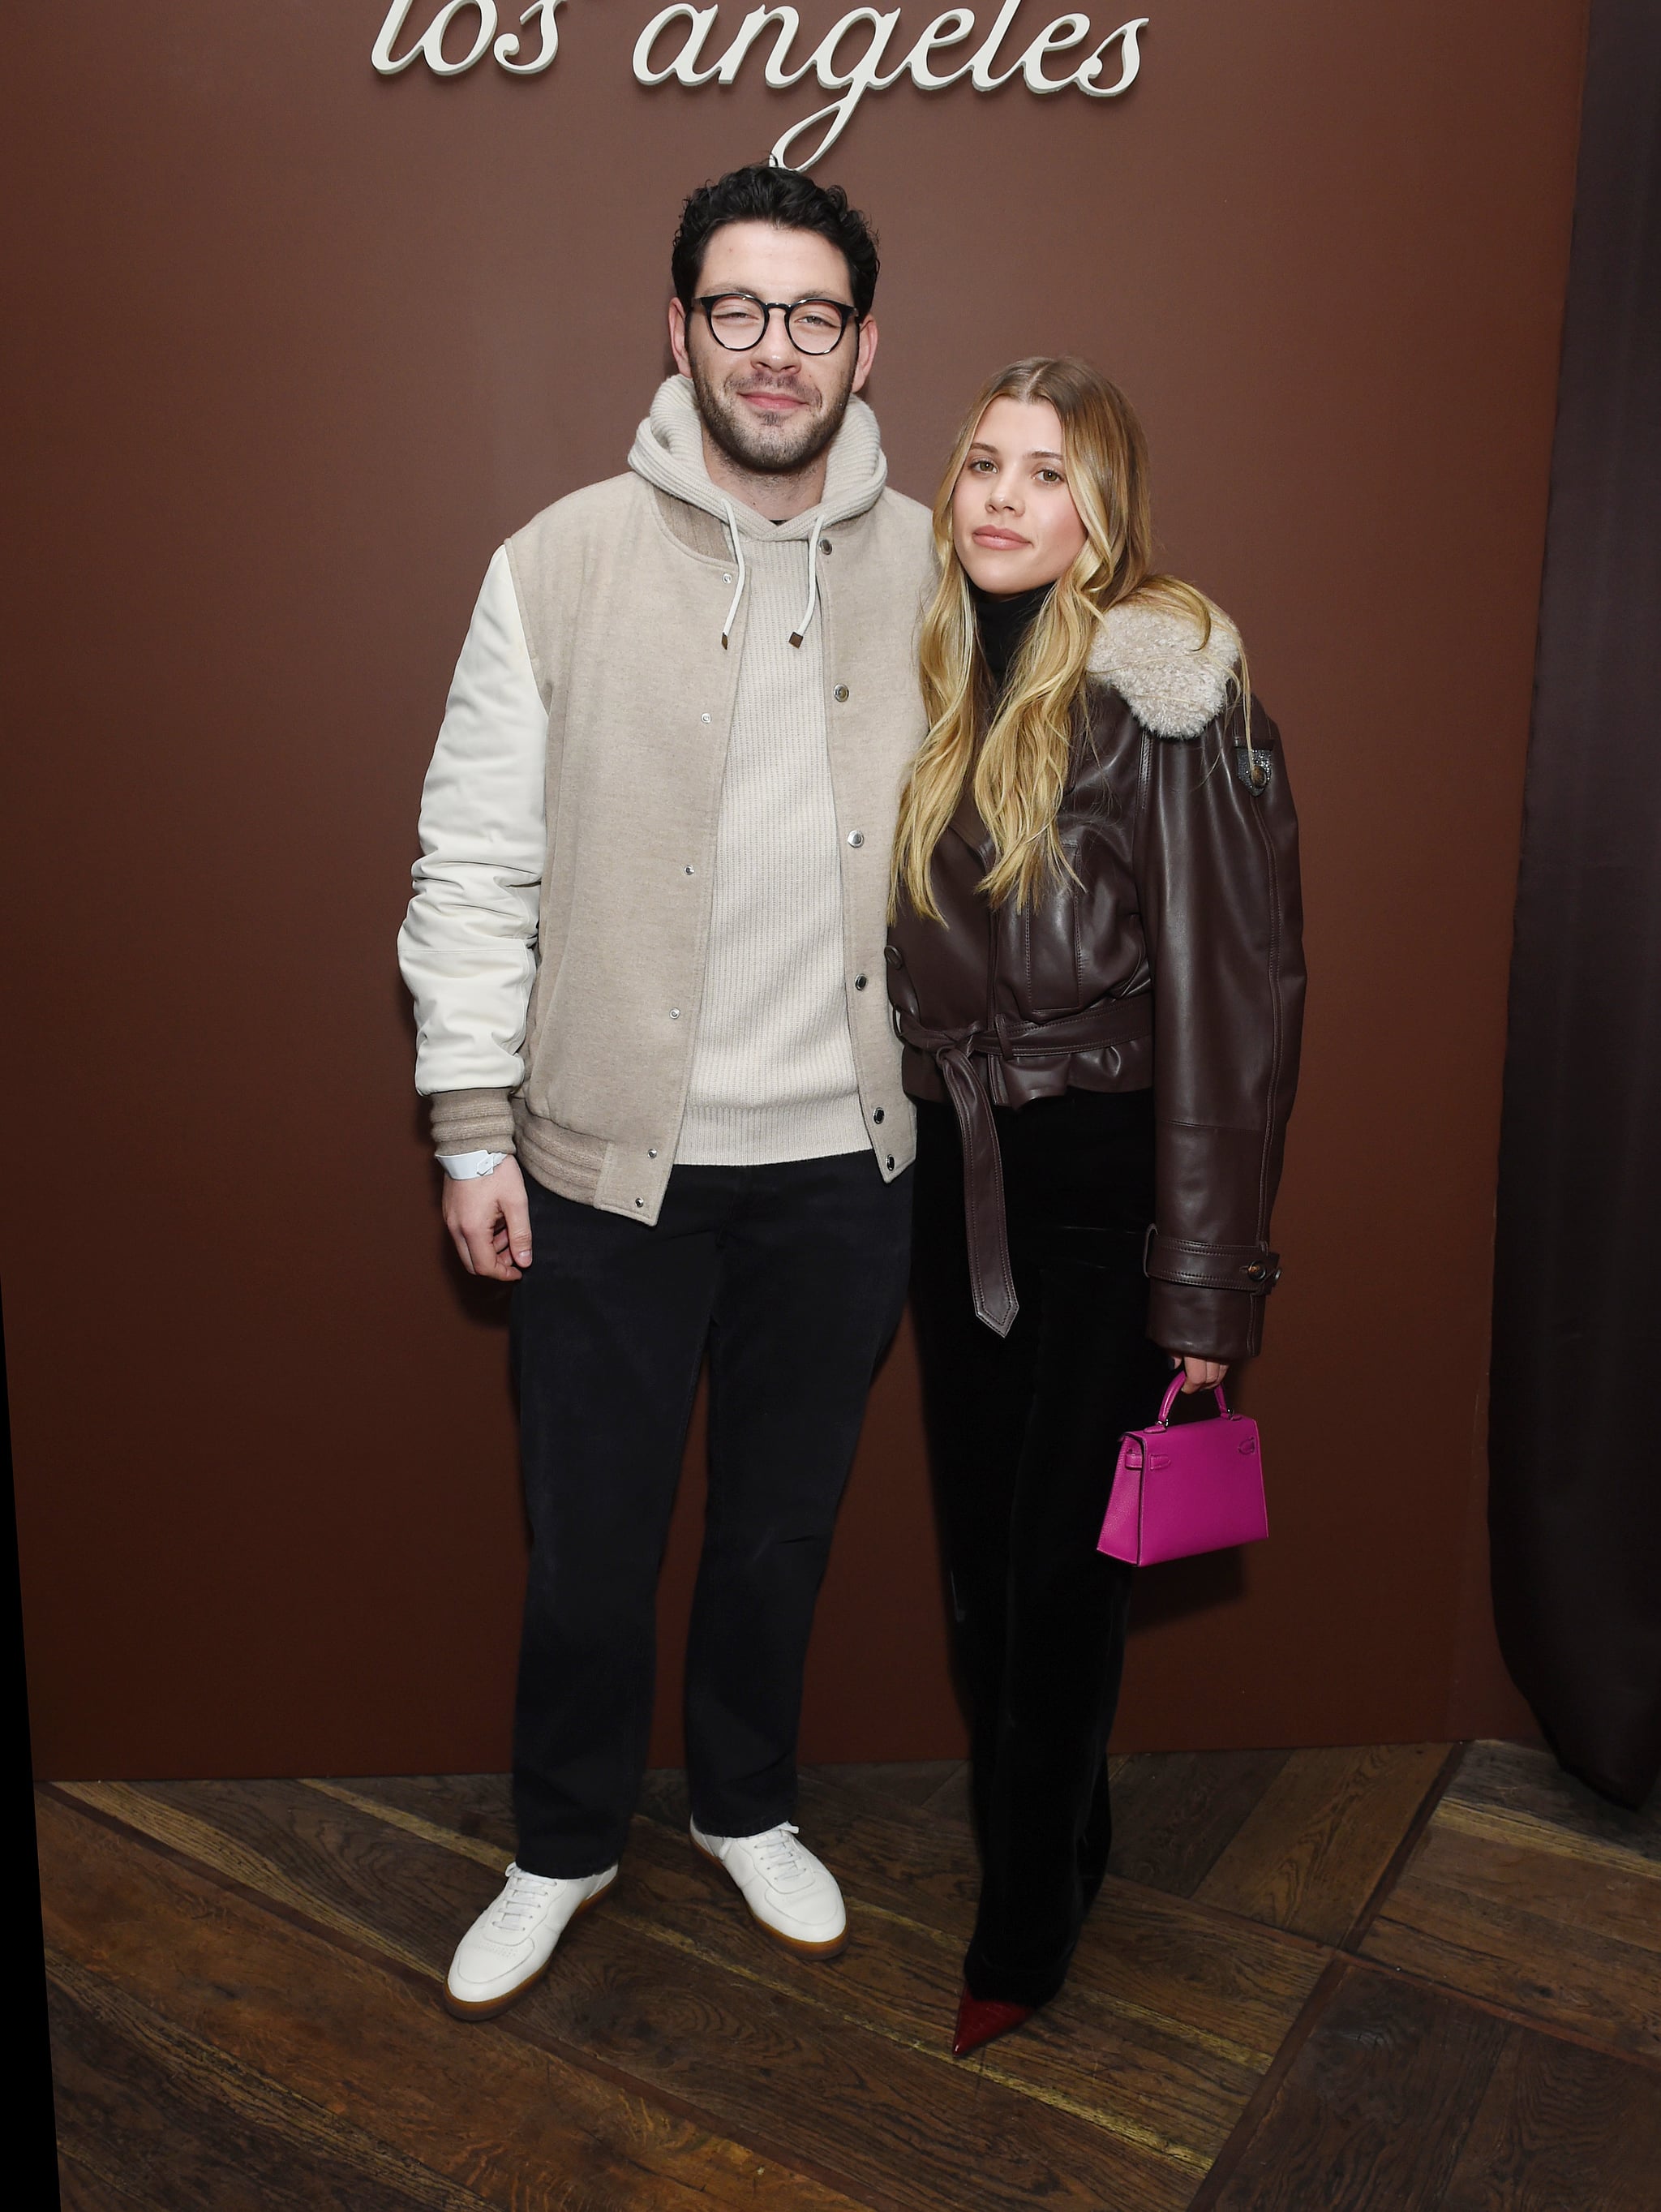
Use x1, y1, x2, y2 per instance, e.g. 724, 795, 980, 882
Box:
887, 358, 1304, 2056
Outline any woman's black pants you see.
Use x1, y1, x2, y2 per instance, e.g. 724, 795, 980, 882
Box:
911, 1089, 1173, 2008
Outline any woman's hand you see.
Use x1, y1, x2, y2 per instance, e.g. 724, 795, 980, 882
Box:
1172, 1354, 1229, 1394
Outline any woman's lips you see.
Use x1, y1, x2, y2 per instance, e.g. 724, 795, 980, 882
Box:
973, 528, 1030, 548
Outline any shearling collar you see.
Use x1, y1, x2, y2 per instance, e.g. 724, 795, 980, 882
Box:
1088, 594, 1242, 739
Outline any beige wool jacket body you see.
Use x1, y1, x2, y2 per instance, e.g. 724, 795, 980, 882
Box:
398, 380, 937, 1222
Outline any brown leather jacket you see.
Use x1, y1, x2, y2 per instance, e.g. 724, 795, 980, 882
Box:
886, 597, 1304, 1361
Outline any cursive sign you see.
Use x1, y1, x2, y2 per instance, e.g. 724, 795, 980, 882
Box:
371, 2, 1147, 167
373, 0, 566, 74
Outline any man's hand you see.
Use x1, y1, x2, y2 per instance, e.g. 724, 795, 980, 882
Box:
442, 1157, 533, 1281
1171, 1354, 1229, 1395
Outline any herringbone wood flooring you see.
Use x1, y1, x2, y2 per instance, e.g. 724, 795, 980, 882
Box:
39, 1741, 1661, 2209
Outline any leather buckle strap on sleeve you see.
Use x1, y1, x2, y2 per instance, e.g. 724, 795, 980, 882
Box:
1144, 1233, 1281, 1295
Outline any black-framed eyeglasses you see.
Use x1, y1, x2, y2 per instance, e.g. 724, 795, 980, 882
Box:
696, 293, 859, 357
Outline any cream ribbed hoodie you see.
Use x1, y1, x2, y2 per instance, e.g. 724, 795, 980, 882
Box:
627, 380, 884, 1165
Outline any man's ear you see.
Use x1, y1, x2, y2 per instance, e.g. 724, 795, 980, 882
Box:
851, 314, 878, 396
668, 297, 692, 378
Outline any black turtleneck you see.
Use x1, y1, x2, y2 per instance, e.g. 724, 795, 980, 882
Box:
972, 581, 1054, 687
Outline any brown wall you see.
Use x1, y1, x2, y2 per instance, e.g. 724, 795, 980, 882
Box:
4, 2, 1579, 1777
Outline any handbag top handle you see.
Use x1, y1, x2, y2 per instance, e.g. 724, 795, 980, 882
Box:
1154, 1377, 1232, 1428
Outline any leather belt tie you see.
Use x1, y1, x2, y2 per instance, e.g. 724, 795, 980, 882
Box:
896, 996, 1154, 1338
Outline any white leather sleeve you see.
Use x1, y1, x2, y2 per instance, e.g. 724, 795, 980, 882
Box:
397, 546, 547, 1097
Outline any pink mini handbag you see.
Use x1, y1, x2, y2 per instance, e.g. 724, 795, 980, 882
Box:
1097, 1377, 1268, 1565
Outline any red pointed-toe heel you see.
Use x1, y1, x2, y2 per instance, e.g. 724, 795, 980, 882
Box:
951, 1987, 1032, 2058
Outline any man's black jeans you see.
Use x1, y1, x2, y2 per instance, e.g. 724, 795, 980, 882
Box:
509, 1151, 912, 1876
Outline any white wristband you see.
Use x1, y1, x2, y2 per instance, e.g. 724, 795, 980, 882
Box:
437, 1149, 509, 1181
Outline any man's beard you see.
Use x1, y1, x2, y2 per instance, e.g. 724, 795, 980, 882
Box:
689, 354, 854, 477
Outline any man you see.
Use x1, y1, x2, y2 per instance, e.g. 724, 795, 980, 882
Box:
399, 164, 935, 2019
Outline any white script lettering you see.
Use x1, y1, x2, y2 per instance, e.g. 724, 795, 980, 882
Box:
373, 3, 1149, 168
769, 9, 904, 169
633, 5, 724, 84
373, 0, 564, 76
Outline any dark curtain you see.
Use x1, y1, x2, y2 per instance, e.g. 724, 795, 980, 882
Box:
1488, 0, 1661, 1809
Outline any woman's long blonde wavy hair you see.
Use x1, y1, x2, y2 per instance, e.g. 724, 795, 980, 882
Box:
893, 357, 1232, 918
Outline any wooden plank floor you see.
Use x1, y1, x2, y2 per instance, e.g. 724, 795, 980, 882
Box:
38, 1741, 1661, 2210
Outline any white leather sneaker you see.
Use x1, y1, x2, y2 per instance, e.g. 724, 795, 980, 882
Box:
690, 1819, 848, 1957
443, 1861, 617, 2019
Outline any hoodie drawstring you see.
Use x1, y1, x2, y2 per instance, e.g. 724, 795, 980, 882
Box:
790, 515, 824, 649
719, 496, 747, 651
718, 498, 826, 651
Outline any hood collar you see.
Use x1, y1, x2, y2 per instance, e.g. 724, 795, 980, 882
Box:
627, 375, 888, 648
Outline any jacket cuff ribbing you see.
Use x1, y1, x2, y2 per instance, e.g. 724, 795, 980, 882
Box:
428, 1087, 517, 1158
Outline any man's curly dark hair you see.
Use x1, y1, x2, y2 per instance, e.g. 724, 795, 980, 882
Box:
671, 164, 880, 319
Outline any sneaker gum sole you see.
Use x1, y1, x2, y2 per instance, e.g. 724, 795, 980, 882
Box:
441, 1871, 616, 2021
690, 1832, 848, 1960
